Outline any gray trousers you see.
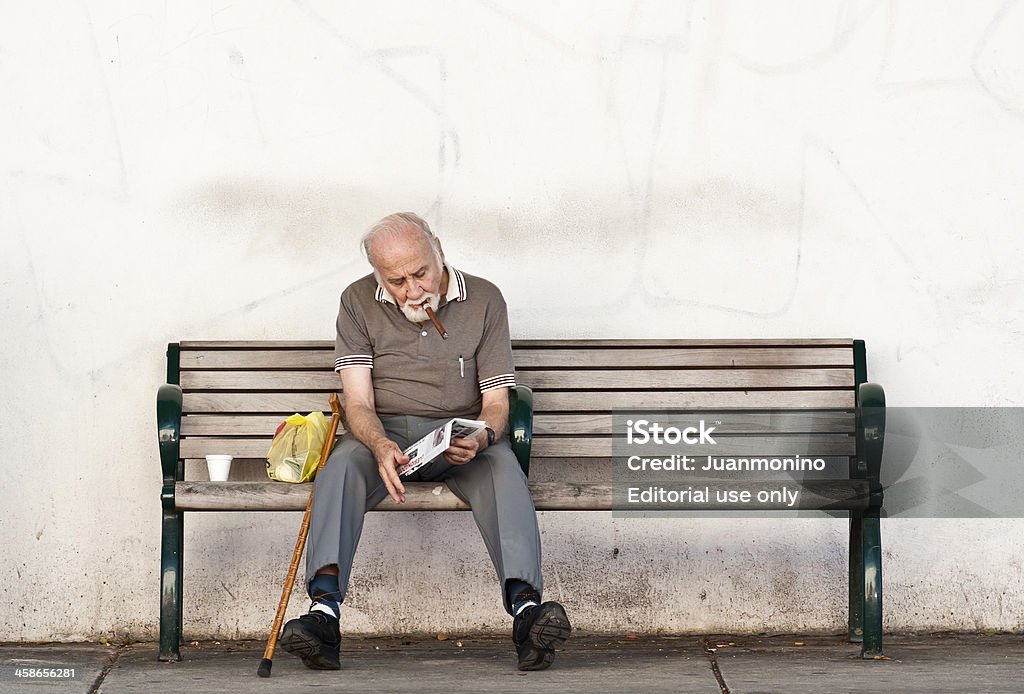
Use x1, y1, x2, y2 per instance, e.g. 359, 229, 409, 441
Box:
305, 415, 543, 614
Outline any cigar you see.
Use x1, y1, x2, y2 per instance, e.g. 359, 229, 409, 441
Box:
424, 305, 448, 339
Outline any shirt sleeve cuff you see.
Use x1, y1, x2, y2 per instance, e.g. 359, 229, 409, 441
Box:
478, 373, 516, 392
334, 355, 373, 372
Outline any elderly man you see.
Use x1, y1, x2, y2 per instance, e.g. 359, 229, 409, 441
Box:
280, 212, 570, 672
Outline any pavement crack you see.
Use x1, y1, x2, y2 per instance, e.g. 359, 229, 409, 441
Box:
87, 646, 123, 694
702, 636, 731, 694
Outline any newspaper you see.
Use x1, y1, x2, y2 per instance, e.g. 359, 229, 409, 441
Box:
396, 418, 488, 477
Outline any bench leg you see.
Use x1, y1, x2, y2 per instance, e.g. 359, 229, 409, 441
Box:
848, 514, 864, 643
860, 512, 883, 658
159, 508, 183, 662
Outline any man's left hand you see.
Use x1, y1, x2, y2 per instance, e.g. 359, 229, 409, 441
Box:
443, 429, 486, 465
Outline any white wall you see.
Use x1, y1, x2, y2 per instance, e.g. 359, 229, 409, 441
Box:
2, 1, 1023, 641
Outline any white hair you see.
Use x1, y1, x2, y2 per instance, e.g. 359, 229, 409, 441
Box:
360, 212, 441, 268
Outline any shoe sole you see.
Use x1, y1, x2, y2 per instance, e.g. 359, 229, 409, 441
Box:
280, 621, 341, 670
518, 603, 571, 671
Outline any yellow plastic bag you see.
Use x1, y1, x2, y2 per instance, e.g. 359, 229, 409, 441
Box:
266, 411, 329, 483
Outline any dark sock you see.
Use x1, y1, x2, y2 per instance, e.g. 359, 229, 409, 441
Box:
507, 580, 540, 616
309, 572, 341, 619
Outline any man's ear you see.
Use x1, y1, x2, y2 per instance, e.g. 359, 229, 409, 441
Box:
435, 238, 446, 263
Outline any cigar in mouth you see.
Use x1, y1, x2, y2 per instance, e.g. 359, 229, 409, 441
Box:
424, 305, 448, 339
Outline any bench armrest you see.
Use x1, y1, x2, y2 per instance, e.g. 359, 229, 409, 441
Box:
509, 385, 534, 476
856, 382, 886, 508
158, 384, 183, 508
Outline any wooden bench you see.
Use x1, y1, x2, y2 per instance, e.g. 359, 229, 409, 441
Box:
157, 338, 886, 661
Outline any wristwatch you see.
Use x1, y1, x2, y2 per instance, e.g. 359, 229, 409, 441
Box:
485, 426, 496, 447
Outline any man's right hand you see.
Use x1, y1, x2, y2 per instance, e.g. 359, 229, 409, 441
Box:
374, 440, 408, 504
340, 368, 408, 504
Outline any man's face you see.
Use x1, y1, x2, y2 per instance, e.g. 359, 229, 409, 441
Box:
371, 227, 447, 323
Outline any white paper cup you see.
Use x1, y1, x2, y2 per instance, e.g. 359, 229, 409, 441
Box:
205, 454, 233, 481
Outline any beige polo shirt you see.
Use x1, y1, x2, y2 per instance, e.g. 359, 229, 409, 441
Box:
333, 264, 516, 418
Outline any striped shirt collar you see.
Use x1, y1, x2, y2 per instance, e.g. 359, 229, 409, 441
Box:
374, 263, 467, 305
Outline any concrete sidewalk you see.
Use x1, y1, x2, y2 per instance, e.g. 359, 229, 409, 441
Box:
2, 632, 1021, 693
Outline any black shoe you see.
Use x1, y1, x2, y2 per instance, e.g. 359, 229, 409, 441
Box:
280, 610, 341, 670
512, 602, 571, 671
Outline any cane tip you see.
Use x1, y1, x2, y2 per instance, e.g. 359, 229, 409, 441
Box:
257, 658, 273, 678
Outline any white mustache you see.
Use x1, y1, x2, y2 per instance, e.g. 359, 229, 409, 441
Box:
400, 294, 440, 323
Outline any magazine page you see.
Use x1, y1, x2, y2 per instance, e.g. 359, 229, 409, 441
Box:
397, 418, 487, 477
449, 418, 487, 440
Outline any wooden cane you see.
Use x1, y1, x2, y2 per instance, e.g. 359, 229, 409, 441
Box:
257, 392, 343, 678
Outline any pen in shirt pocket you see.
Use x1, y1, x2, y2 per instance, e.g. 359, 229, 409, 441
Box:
459, 355, 465, 378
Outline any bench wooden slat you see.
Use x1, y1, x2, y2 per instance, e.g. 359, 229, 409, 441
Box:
524, 368, 854, 389
181, 389, 858, 414
516, 339, 856, 347
178, 347, 856, 370
180, 371, 338, 390
174, 481, 612, 511
179, 368, 855, 391
182, 392, 338, 414
180, 434, 857, 460
516, 348, 854, 368
532, 390, 856, 410
179, 339, 856, 350
174, 480, 869, 511
185, 456, 620, 468
180, 350, 334, 370
180, 341, 334, 349
180, 412, 858, 437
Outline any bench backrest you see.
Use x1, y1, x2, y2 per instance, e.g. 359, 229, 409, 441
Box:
169, 339, 866, 482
